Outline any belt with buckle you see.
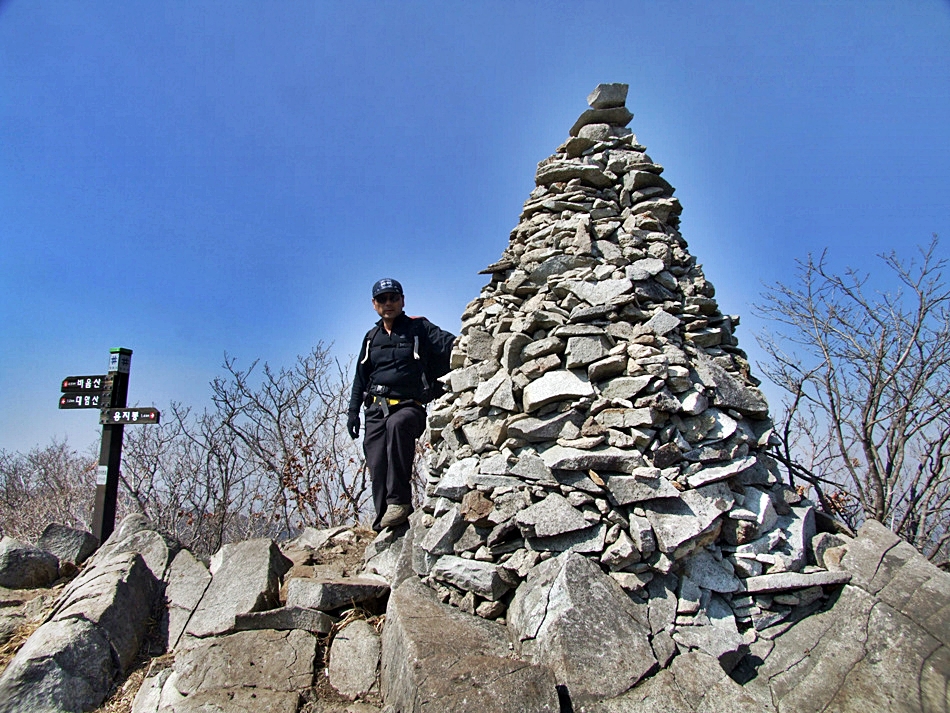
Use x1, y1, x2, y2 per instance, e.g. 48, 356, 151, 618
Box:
370, 395, 420, 416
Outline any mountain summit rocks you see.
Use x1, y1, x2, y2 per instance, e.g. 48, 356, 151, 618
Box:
3, 85, 948, 713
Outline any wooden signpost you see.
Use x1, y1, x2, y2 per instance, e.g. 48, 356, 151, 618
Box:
59, 348, 160, 544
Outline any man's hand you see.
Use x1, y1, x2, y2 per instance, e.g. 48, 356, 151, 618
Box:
347, 413, 360, 439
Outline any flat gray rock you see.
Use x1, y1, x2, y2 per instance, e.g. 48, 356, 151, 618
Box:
507, 411, 584, 443
536, 160, 612, 188
645, 482, 735, 556
741, 569, 852, 593
570, 106, 634, 136
0, 536, 58, 589
598, 375, 653, 401
540, 443, 643, 473
604, 472, 681, 505
587, 83, 628, 109
508, 552, 656, 703
37, 523, 98, 565
285, 576, 389, 612
642, 309, 680, 336
432, 457, 477, 500
528, 521, 608, 554
151, 686, 300, 713
381, 577, 559, 713
686, 455, 757, 488
329, 619, 381, 699
522, 370, 594, 412
515, 492, 590, 538
174, 629, 317, 694
626, 257, 666, 281
185, 538, 291, 638
593, 650, 766, 713
568, 278, 634, 305
233, 605, 335, 634
742, 583, 946, 712
565, 335, 611, 369
430, 555, 512, 600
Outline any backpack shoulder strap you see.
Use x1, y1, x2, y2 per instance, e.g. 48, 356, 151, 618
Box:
360, 325, 382, 364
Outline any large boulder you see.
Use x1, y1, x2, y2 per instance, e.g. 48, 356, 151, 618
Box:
37, 524, 98, 566
0, 617, 115, 713
184, 538, 292, 639
508, 552, 657, 703
163, 548, 211, 651
51, 549, 160, 670
381, 577, 559, 712
0, 537, 59, 589
0, 535, 162, 712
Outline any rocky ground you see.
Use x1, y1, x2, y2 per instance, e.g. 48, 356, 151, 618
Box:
0, 523, 385, 713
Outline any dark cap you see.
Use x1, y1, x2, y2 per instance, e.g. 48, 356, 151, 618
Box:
372, 278, 403, 298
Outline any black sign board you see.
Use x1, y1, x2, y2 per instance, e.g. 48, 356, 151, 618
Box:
61, 375, 108, 392
59, 393, 107, 409
99, 407, 160, 425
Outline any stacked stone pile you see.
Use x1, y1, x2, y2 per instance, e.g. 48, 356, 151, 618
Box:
406, 84, 852, 701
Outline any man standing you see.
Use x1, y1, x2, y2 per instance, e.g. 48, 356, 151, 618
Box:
347, 278, 455, 531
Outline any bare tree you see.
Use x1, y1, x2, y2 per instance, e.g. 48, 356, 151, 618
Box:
208, 345, 370, 531
0, 440, 98, 542
756, 237, 950, 565
120, 343, 369, 554
120, 402, 263, 553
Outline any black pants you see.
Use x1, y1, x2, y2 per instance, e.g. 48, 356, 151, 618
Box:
363, 401, 426, 530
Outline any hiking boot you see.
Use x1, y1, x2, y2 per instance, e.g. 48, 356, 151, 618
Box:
379, 504, 411, 529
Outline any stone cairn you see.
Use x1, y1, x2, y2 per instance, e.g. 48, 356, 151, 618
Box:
406, 83, 851, 700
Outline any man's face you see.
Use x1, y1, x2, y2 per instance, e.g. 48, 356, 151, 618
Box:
373, 291, 404, 320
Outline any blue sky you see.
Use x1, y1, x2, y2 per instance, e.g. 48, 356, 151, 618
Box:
2, 1, 949, 453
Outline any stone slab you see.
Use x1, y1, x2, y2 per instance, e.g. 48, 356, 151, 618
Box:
329, 619, 381, 699
380, 577, 559, 713
173, 629, 317, 694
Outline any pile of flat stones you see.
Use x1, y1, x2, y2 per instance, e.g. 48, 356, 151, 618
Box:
404, 83, 851, 698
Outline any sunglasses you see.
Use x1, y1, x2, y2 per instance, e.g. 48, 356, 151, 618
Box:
374, 293, 402, 304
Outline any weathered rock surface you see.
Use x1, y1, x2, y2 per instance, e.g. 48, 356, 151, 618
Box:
0, 521, 164, 712
286, 576, 389, 612
329, 619, 381, 699
0, 617, 115, 713
184, 538, 291, 639
51, 549, 159, 670
508, 552, 656, 702
0, 536, 59, 589
37, 523, 99, 566
380, 577, 559, 712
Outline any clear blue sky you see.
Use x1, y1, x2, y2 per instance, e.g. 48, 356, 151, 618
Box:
2, 1, 949, 453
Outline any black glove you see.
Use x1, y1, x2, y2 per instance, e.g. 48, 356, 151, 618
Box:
347, 412, 360, 439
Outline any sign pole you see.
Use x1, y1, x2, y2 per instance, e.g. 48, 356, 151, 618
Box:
91, 348, 131, 544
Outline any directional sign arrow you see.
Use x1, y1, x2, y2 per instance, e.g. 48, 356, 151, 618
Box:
61, 375, 109, 393
99, 407, 161, 425
59, 393, 107, 409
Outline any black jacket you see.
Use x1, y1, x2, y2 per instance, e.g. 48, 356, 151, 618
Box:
348, 313, 455, 415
